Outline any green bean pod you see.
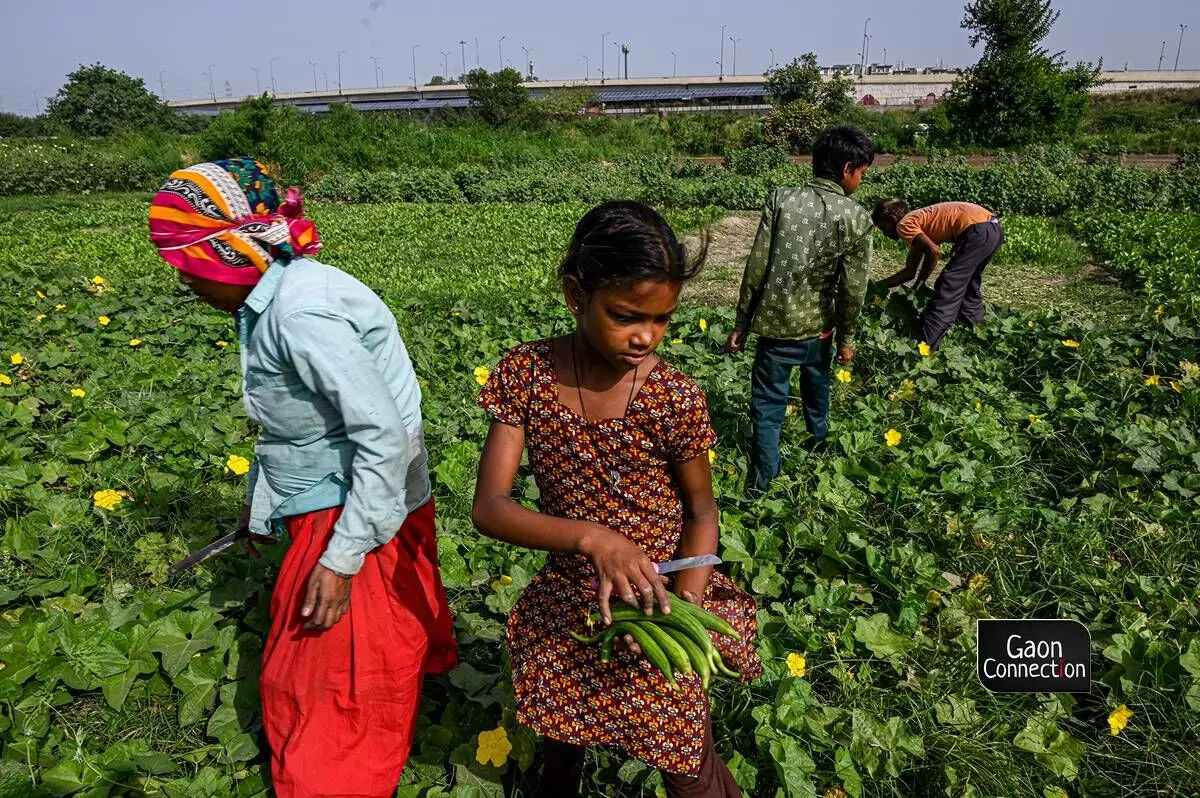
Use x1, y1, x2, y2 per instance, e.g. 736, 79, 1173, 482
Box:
613, 621, 677, 689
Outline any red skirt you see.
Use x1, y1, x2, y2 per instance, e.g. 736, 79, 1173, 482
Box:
261, 499, 457, 798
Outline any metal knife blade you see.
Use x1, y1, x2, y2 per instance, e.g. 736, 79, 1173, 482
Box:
168, 527, 250, 575
654, 554, 721, 575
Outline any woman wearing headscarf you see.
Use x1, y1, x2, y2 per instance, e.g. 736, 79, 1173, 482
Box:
149, 158, 457, 797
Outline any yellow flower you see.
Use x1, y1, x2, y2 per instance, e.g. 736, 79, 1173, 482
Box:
91, 275, 106, 286
10, 353, 24, 365
707, 449, 717, 465
835, 369, 852, 384
1028, 413, 1045, 424
490, 575, 514, 590
93, 489, 124, 511
34, 314, 46, 322
499, 574, 513, 585
474, 366, 491, 386
671, 338, 684, 345
1154, 306, 1165, 319
70, 388, 86, 398
129, 339, 142, 347
786, 403, 796, 415
1182, 361, 1200, 379
215, 340, 229, 348
918, 342, 932, 357
786, 652, 807, 678
1171, 380, 1182, 394
0, 375, 11, 386
225, 455, 251, 476
1108, 704, 1133, 736
55, 304, 66, 311
475, 726, 512, 767
36, 291, 46, 299
884, 429, 902, 447
1062, 339, 1081, 348
975, 401, 982, 411
1144, 374, 1159, 387
698, 318, 708, 333
1027, 320, 1035, 328
98, 315, 111, 326
968, 573, 990, 593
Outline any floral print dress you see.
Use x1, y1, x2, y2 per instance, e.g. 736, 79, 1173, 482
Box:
478, 340, 762, 776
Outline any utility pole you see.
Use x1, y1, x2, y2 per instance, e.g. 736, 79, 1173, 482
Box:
309, 61, 319, 93
522, 46, 531, 79
1159, 40, 1167, 71
622, 43, 630, 80
412, 44, 420, 86
337, 49, 347, 93
729, 36, 740, 76
206, 65, 216, 100
883, 48, 888, 67
584, 54, 590, 81
769, 48, 774, 71
601, 31, 611, 83
371, 56, 382, 87
475, 37, 480, 67
441, 51, 450, 80
269, 56, 279, 94
324, 72, 329, 92
459, 40, 467, 77
719, 24, 726, 79
498, 36, 505, 70
865, 34, 873, 72
671, 51, 677, 78
158, 71, 166, 99
252, 67, 261, 94
613, 42, 622, 79
1176, 24, 1188, 71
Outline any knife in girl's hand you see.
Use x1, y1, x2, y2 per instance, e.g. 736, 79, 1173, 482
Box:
653, 554, 721, 575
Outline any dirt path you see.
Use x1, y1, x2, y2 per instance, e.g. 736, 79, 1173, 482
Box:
691, 153, 1183, 169
682, 213, 1139, 323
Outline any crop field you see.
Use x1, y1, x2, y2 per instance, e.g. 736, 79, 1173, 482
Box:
1, 195, 1199, 798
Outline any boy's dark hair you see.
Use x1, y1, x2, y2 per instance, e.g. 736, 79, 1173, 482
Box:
559, 200, 707, 294
872, 198, 909, 228
812, 124, 877, 181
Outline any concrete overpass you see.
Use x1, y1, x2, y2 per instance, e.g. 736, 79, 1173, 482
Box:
169, 70, 1200, 116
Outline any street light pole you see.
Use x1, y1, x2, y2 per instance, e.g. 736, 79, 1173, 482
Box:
522, 46, 532, 78
719, 24, 726, 79
251, 67, 261, 94
269, 57, 279, 94
584, 54, 590, 81
613, 42, 622, 79
671, 51, 677, 78
309, 61, 319, 93
1159, 40, 1167, 71
441, 51, 450, 80
159, 70, 167, 99
861, 17, 871, 77
769, 48, 774, 71
729, 37, 740, 76
1176, 24, 1188, 71
371, 56, 382, 87
412, 44, 420, 86
601, 31, 610, 83
337, 49, 346, 93
206, 64, 216, 100
865, 34, 872, 72
459, 40, 467, 77
498, 36, 505, 70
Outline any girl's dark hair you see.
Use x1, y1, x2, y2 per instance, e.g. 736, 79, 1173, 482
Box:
559, 201, 707, 294
872, 197, 909, 227
812, 124, 877, 181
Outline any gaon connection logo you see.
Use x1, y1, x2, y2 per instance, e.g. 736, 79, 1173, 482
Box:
976, 619, 1091, 693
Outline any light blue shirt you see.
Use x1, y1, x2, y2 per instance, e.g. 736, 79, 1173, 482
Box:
238, 257, 431, 576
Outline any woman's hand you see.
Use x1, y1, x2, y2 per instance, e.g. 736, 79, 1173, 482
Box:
580, 525, 671, 624
301, 564, 352, 631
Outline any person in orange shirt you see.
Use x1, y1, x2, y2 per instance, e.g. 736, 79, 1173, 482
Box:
873, 199, 1004, 350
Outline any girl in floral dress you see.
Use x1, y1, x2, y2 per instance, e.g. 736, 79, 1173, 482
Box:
473, 201, 762, 797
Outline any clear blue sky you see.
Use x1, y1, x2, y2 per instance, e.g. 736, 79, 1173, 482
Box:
1, 0, 1196, 113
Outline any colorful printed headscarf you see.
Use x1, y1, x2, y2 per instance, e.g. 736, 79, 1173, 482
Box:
148, 157, 322, 285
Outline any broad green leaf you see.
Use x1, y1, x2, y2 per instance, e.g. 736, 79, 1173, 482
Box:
853, 613, 915, 666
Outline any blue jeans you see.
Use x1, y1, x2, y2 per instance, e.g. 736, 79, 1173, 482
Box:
750, 335, 832, 491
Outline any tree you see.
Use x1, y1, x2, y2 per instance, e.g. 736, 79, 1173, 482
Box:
941, 0, 1101, 148
47, 63, 175, 137
764, 53, 853, 116
428, 75, 448, 86
463, 68, 528, 126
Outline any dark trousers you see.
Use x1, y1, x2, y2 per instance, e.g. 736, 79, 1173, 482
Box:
749, 334, 832, 492
537, 715, 740, 798
921, 219, 1005, 350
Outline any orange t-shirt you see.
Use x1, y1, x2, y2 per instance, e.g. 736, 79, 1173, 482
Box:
896, 202, 995, 244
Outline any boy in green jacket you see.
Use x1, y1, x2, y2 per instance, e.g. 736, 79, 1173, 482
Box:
725, 124, 876, 492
